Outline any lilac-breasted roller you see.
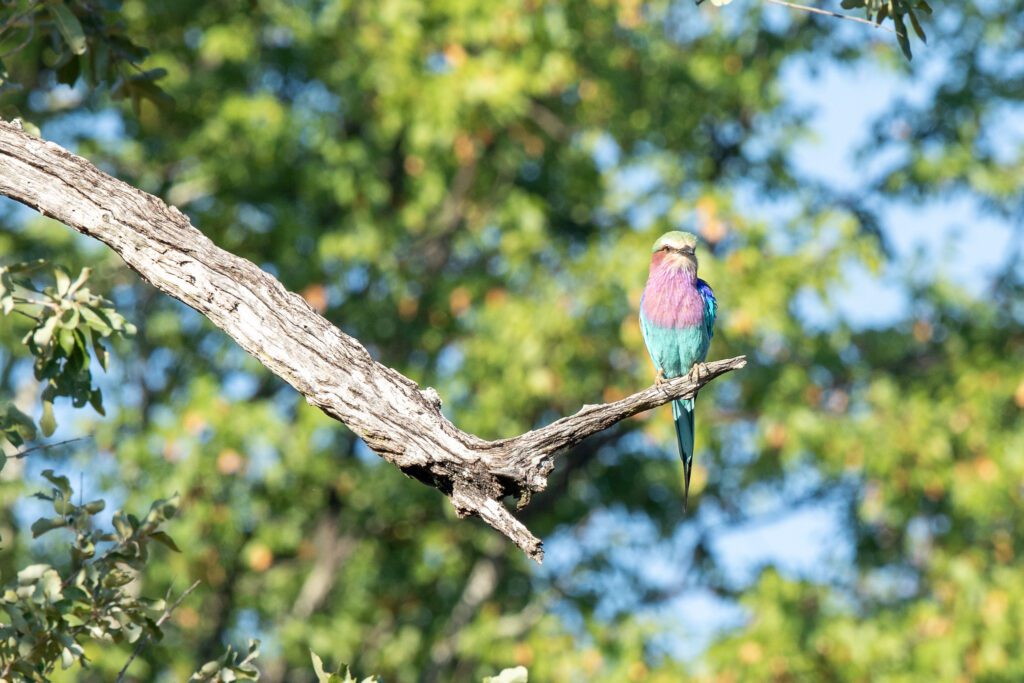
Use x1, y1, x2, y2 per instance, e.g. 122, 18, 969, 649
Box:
639, 231, 717, 511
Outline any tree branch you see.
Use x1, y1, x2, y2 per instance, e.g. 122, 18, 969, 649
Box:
762, 0, 896, 33
0, 119, 746, 562
115, 580, 201, 683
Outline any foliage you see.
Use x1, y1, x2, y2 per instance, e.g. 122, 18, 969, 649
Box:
0, 0, 169, 115
309, 650, 527, 683
0, 262, 134, 440
309, 651, 378, 683
839, 0, 932, 58
0, 470, 180, 680
191, 640, 262, 682
482, 666, 529, 683
0, 0, 1021, 682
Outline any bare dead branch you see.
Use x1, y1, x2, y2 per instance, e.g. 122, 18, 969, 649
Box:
0, 119, 745, 562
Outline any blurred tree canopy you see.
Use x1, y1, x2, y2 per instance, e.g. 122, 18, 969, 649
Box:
1, 0, 1022, 681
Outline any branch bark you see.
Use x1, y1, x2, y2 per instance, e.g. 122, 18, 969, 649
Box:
0, 119, 746, 562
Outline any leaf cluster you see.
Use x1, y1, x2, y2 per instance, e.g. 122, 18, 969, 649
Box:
0, 0, 170, 113
190, 640, 261, 682
0, 261, 134, 440
839, 0, 931, 58
0, 471, 180, 680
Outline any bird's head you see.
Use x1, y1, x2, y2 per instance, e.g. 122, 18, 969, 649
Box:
651, 230, 700, 272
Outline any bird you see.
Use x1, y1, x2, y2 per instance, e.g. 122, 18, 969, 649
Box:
639, 231, 717, 511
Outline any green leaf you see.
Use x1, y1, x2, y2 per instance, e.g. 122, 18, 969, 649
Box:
42, 469, 73, 497
17, 563, 53, 584
54, 266, 72, 296
89, 389, 105, 416
102, 568, 135, 588
123, 621, 144, 643
139, 597, 167, 612
68, 267, 91, 295
907, 7, 927, 42
143, 494, 180, 528
59, 305, 81, 329
31, 516, 67, 538
92, 332, 110, 370
91, 41, 109, 84
53, 492, 74, 515
48, 2, 88, 55
243, 641, 261, 663
2, 404, 37, 446
894, 14, 913, 60
148, 530, 181, 552
483, 667, 529, 683
33, 315, 60, 348
113, 510, 134, 540
311, 651, 341, 683
39, 399, 57, 436
81, 306, 113, 335
58, 326, 77, 356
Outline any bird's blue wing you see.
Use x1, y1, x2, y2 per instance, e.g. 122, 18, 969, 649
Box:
696, 278, 717, 340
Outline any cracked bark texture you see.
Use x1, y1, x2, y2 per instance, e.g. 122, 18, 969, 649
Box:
0, 119, 746, 562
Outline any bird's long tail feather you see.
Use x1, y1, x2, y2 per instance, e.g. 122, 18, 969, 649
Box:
671, 398, 695, 512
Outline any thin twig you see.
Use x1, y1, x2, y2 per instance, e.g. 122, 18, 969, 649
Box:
8, 436, 89, 459
0, 1, 39, 41
0, 16, 36, 60
764, 0, 896, 33
115, 580, 202, 683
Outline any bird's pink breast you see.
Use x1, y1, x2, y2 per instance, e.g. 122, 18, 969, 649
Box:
642, 263, 704, 328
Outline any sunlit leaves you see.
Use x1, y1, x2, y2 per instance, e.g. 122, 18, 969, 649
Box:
0, 471, 183, 679
311, 650, 381, 683
46, 2, 87, 56
0, 402, 36, 447
191, 640, 262, 682
0, 261, 134, 441
0, 0, 171, 113
482, 666, 530, 683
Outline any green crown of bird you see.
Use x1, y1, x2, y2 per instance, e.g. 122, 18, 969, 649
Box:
639, 231, 718, 511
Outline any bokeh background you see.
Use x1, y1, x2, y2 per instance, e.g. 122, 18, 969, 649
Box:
1, 0, 1022, 680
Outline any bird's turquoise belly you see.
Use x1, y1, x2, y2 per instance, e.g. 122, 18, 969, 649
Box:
645, 324, 709, 378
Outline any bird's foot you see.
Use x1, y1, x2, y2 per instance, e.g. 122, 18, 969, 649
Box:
691, 362, 707, 385
655, 368, 667, 386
